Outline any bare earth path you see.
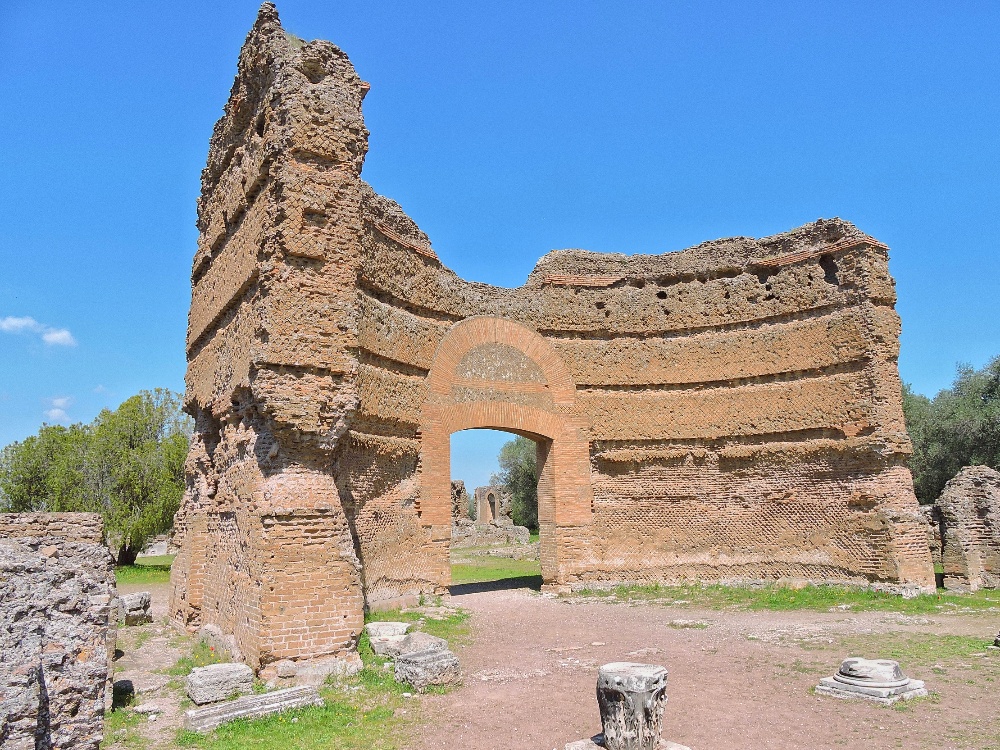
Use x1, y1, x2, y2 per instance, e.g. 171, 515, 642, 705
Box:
410, 586, 999, 750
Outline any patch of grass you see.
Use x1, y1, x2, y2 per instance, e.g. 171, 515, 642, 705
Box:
529, 532, 540, 544
451, 556, 541, 585
837, 633, 999, 668
364, 607, 471, 647
572, 582, 1000, 614
167, 639, 229, 676
115, 555, 175, 586
103, 706, 149, 749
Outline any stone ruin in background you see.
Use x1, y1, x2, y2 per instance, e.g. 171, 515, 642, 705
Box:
451, 482, 531, 547
921, 465, 1000, 590
168, 3, 935, 675
0, 513, 116, 750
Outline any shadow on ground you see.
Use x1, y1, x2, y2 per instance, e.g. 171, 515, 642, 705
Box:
450, 575, 543, 596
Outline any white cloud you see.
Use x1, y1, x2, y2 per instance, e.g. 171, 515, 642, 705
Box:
0, 316, 77, 346
42, 328, 76, 346
43, 396, 73, 424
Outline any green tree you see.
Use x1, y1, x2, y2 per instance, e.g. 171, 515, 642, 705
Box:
903, 355, 1000, 503
0, 424, 89, 512
492, 435, 539, 530
0, 389, 191, 565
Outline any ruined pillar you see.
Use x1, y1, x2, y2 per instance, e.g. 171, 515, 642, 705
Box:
596, 663, 669, 750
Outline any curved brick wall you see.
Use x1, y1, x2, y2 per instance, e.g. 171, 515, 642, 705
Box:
170, 4, 935, 671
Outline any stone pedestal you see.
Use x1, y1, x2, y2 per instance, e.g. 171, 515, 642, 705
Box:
596, 662, 669, 750
815, 657, 926, 705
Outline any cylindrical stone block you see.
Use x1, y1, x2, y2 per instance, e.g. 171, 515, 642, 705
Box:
596, 662, 669, 750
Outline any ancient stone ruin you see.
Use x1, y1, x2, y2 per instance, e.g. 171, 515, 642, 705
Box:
922, 465, 1000, 590
169, 3, 935, 673
452, 482, 531, 547
0, 513, 116, 750
474, 485, 508, 525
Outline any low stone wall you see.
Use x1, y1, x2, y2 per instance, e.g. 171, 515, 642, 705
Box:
0, 512, 116, 750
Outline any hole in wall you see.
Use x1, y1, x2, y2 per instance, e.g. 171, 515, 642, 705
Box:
819, 254, 840, 286
656, 291, 667, 300
595, 301, 605, 310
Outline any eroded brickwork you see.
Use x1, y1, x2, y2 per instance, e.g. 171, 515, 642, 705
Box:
171, 3, 935, 669
0, 513, 116, 750
930, 466, 1000, 590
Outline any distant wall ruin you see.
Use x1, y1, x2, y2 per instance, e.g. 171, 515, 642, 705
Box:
923, 465, 1000, 590
0, 513, 116, 750
169, 4, 935, 672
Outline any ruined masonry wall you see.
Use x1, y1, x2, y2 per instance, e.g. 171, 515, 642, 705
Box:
171, 3, 935, 674
0, 513, 116, 750
933, 465, 1000, 590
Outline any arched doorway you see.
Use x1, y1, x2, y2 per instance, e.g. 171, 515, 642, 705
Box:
419, 317, 593, 588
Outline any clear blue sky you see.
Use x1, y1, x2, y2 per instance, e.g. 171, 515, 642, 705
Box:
2, 2, 998, 489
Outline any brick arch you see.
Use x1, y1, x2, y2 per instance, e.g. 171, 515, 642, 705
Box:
420, 317, 593, 586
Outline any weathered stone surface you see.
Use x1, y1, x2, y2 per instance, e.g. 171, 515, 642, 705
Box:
365, 622, 410, 639
815, 657, 927, 705
375, 631, 448, 659
170, 2, 934, 669
597, 662, 669, 750
0, 513, 116, 750
185, 663, 254, 705
394, 648, 461, 691
119, 591, 153, 625
451, 480, 471, 519
925, 465, 1000, 590
183, 686, 323, 733
293, 653, 362, 686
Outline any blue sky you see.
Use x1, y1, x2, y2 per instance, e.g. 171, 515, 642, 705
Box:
1, 1, 998, 490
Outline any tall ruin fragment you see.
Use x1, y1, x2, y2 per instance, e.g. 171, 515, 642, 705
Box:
925, 465, 1000, 590
170, 4, 935, 671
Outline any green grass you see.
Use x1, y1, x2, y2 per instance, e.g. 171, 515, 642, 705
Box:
166, 639, 229, 676
103, 704, 149, 749
451, 556, 541, 586
836, 633, 1000, 668
572, 581, 1000, 614
529, 532, 540, 544
364, 605, 471, 647
115, 555, 175, 586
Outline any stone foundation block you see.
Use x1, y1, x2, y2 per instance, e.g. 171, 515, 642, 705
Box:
294, 653, 363, 686
118, 592, 152, 626
394, 648, 461, 691
375, 631, 448, 659
183, 686, 323, 733
185, 663, 254, 705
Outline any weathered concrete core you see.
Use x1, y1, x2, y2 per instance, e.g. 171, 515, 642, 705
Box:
922, 465, 1000, 590
169, 3, 935, 671
0, 513, 116, 750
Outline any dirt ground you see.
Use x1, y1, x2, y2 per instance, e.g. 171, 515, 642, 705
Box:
413, 583, 999, 750
112, 581, 999, 750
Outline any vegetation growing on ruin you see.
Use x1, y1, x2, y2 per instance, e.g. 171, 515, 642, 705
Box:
903, 354, 1000, 503
0, 389, 190, 564
572, 582, 1000, 614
